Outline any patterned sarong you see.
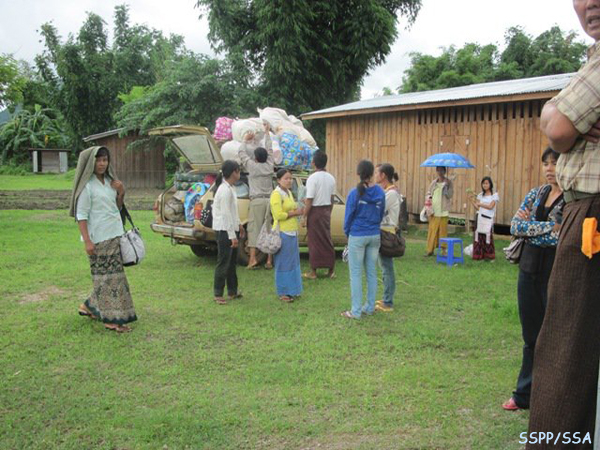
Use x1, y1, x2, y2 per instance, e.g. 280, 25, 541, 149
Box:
85, 237, 137, 325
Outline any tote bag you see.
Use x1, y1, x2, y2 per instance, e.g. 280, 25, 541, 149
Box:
120, 205, 146, 266
256, 208, 281, 255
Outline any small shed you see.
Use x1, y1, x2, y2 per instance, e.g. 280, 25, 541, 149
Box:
83, 128, 166, 189
302, 73, 573, 227
28, 148, 69, 173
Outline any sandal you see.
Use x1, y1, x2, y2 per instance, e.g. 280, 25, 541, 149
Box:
279, 296, 294, 303
340, 311, 358, 319
328, 273, 337, 279
302, 273, 317, 280
264, 263, 273, 270
78, 304, 98, 320
214, 297, 227, 305
247, 264, 260, 270
228, 293, 243, 300
104, 324, 131, 333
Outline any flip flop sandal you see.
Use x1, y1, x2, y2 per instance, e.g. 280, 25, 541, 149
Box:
264, 264, 273, 270
78, 305, 98, 320
340, 311, 358, 319
302, 273, 317, 280
229, 293, 243, 299
214, 297, 227, 305
247, 264, 260, 270
329, 273, 337, 279
279, 296, 294, 303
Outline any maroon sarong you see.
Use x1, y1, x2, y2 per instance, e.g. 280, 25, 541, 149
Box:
307, 205, 335, 270
472, 232, 495, 260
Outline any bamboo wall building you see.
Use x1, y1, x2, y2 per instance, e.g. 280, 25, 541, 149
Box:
302, 73, 573, 226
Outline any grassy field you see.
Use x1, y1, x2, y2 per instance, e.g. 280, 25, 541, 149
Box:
0, 210, 529, 449
0, 170, 75, 190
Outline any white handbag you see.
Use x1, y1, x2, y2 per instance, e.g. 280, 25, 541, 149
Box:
256, 208, 281, 255
120, 206, 146, 266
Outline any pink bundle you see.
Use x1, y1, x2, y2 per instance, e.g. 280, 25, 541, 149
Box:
213, 117, 234, 141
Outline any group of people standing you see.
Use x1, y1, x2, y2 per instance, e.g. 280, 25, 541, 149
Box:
211, 122, 339, 304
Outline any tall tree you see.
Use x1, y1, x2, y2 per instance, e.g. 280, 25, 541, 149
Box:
35, 5, 185, 141
0, 54, 26, 111
195, 0, 421, 114
400, 25, 587, 93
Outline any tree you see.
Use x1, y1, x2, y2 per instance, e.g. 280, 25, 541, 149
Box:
0, 54, 26, 111
195, 0, 422, 115
0, 105, 71, 164
400, 25, 588, 92
34, 5, 185, 141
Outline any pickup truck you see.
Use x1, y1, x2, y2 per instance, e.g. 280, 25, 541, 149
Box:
149, 125, 348, 265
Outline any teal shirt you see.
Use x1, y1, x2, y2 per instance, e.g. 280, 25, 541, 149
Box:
76, 175, 123, 244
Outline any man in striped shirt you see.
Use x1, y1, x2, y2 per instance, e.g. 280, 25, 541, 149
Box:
526, 1, 600, 448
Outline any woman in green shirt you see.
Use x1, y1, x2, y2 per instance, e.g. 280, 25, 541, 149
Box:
69, 146, 137, 333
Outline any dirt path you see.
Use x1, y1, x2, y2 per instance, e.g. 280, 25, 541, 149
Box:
0, 189, 162, 210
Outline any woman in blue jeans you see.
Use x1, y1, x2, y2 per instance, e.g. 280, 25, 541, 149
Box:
341, 160, 385, 319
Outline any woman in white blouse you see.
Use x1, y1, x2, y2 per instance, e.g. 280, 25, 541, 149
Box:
469, 176, 500, 260
212, 160, 245, 305
69, 146, 137, 333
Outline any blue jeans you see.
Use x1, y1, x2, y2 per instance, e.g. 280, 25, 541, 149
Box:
348, 234, 380, 318
379, 255, 395, 306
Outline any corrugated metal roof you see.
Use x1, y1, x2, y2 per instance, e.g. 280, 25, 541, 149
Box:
83, 128, 125, 142
303, 72, 574, 119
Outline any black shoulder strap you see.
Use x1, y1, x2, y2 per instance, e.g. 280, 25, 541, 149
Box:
120, 204, 135, 229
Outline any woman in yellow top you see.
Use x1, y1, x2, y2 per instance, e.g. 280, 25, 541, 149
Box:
270, 168, 304, 303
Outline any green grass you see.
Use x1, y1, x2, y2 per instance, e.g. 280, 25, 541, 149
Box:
0, 170, 75, 190
0, 210, 528, 449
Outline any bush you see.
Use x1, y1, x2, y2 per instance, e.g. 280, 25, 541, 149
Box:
0, 162, 32, 175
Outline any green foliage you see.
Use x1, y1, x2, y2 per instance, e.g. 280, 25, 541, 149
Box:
401, 25, 588, 92
34, 4, 185, 141
0, 105, 71, 165
0, 54, 27, 110
115, 54, 259, 175
118, 86, 151, 104
196, 0, 422, 114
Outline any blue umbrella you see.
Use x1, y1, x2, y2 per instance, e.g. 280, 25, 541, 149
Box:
420, 152, 474, 169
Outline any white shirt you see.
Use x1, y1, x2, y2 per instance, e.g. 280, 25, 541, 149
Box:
381, 187, 401, 231
211, 180, 240, 240
477, 192, 500, 218
76, 175, 123, 244
306, 171, 336, 206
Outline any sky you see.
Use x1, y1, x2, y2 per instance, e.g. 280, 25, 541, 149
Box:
0, 0, 593, 105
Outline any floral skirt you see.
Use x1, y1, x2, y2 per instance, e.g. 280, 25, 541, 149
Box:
84, 237, 137, 325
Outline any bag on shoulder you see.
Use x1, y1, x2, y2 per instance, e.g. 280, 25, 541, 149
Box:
200, 201, 213, 228
380, 228, 406, 258
120, 205, 146, 266
503, 237, 524, 264
256, 209, 281, 255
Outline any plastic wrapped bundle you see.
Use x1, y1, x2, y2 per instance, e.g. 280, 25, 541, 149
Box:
279, 132, 315, 170
214, 117, 234, 141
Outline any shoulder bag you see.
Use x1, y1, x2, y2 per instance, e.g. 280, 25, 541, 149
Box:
380, 228, 406, 258
120, 205, 146, 266
256, 207, 281, 255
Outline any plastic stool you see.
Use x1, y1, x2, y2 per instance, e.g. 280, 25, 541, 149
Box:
436, 238, 465, 266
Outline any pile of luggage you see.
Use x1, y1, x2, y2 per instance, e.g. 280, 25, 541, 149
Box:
213, 107, 318, 171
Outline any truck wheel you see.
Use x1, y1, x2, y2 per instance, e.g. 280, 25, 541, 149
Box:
190, 245, 215, 258
237, 230, 267, 266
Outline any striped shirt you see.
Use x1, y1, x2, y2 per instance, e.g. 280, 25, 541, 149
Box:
551, 41, 600, 194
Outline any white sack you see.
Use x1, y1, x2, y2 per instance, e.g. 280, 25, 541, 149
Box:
288, 115, 303, 127
258, 107, 290, 131
276, 122, 317, 148
220, 140, 242, 163
232, 118, 264, 143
